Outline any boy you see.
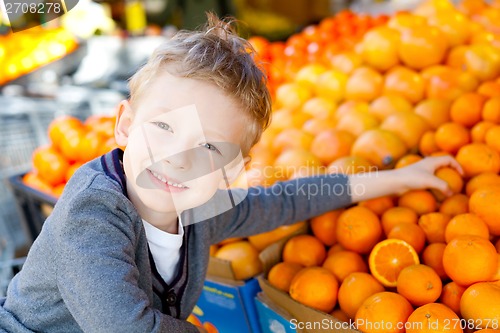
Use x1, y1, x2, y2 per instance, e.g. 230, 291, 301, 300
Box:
0, 14, 461, 333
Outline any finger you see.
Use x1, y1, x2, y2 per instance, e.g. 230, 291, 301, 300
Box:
428, 177, 453, 197
430, 155, 465, 175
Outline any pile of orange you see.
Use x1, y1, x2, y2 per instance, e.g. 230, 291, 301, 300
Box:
23, 115, 118, 198
248, 10, 389, 96
245, 0, 500, 330
0, 27, 78, 85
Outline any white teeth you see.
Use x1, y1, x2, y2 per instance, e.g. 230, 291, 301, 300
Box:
150, 170, 186, 188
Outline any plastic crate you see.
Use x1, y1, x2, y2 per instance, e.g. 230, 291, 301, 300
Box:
8, 174, 57, 244
0, 97, 58, 250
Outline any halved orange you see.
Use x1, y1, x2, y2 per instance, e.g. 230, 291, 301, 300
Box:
368, 239, 420, 287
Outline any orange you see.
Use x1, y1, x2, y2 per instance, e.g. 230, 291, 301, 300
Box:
445, 213, 490, 243
470, 187, 500, 236
268, 262, 304, 293
496, 238, 500, 253
335, 100, 370, 120
450, 92, 486, 128
248, 221, 307, 251
218, 237, 244, 246
48, 115, 83, 150
419, 131, 440, 156
414, 99, 451, 130
368, 239, 420, 287
460, 282, 500, 327
418, 212, 451, 243
381, 207, 418, 236
406, 303, 463, 333
464, 45, 500, 82
388, 223, 426, 254
387, 12, 427, 33
282, 235, 326, 267
482, 97, 500, 123
466, 172, 500, 196
315, 69, 348, 102
369, 95, 413, 122
399, 190, 438, 216
214, 241, 263, 280
338, 272, 385, 319
32, 145, 70, 187
76, 131, 105, 163
478, 82, 500, 98
295, 63, 327, 89
336, 110, 380, 137
435, 122, 471, 154
59, 127, 85, 163
301, 117, 336, 136
327, 243, 345, 256
440, 281, 467, 316
380, 113, 430, 149
270, 109, 310, 131
289, 267, 338, 313
351, 129, 407, 170
398, 25, 448, 70
330, 51, 363, 75
397, 264, 442, 306
439, 194, 469, 216
330, 308, 350, 322
273, 149, 322, 179
22, 172, 53, 195
435, 167, 464, 194
471, 121, 496, 143
358, 196, 395, 216
432, 167, 464, 201
272, 128, 314, 154
428, 10, 472, 47
345, 67, 384, 102
359, 26, 400, 72
311, 210, 344, 247
355, 292, 413, 333
446, 45, 468, 69
209, 245, 218, 256
456, 143, 500, 178
323, 250, 368, 282
424, 67, 479, 101
275, 82, 312, 110
384, 66, 425, 104
336, 206, 382, 254
443, 236, 498, 286
301, 96, 336, 120
327, 156, 375, 175
395, 154, 422, 168
422, 242, 448, 280
485, 125, 500, 152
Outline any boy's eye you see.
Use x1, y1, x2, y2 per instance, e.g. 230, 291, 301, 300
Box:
202, 143, 222, 155
152, 121, 173, 133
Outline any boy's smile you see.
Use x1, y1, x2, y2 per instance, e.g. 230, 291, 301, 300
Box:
115, 68, 249, 232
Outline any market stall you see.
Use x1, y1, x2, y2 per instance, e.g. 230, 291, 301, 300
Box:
1, 0, 500, 332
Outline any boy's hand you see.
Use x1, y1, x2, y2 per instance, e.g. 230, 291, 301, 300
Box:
348, 155, 464, 203
196, 327, 208, 333
393, 155, 464, 196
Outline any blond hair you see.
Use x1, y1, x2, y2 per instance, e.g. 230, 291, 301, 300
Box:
128, 13, 272, 155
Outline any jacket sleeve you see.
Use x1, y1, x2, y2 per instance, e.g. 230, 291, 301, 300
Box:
53, 187, 199, 333
206, 173, 352, 244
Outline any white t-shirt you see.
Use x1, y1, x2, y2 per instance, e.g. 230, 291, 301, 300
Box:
142, 218, 184, 285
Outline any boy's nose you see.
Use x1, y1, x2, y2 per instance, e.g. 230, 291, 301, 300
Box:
164, 150, 192, 170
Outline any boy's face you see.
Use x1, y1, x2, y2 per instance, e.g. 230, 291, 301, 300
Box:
115, 70, 248, 218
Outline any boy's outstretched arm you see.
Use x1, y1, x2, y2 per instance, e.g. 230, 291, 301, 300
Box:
348, 155, 464, 203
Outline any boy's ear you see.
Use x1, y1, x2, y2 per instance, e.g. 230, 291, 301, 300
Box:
114, 100, 134, 147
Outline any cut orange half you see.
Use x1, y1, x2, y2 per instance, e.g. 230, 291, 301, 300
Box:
368, 239, 420, 287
